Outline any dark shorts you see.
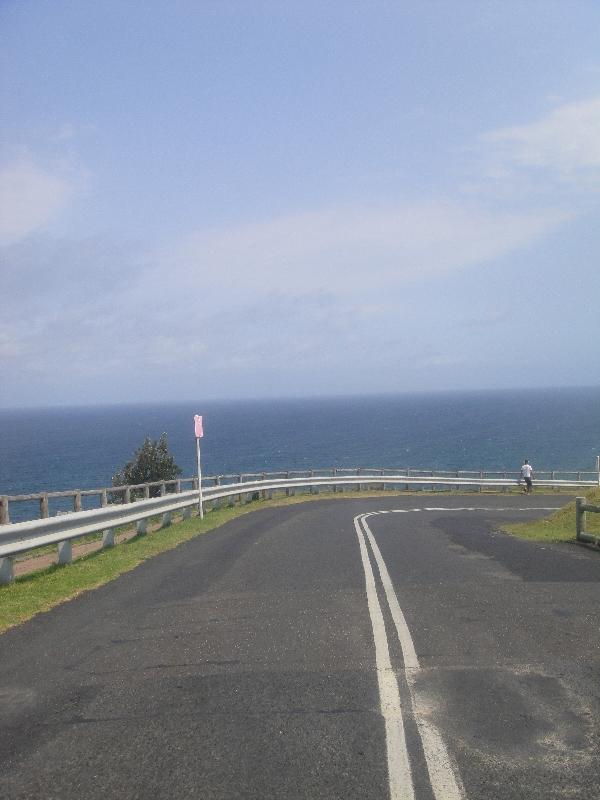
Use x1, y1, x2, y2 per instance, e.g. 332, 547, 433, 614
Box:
524, 477, 532, 488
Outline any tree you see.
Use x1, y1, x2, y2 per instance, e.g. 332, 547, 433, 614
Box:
112, 433, 182, 499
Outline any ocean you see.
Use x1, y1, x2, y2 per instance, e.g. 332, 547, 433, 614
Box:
1, 387, 599, 520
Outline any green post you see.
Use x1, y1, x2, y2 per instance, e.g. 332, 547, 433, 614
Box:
575, 497, 586, 540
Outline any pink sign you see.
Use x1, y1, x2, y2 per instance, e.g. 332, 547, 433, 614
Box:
194, 415, 204, 438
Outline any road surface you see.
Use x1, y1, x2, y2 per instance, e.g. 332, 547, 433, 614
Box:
1, 495, 599, 799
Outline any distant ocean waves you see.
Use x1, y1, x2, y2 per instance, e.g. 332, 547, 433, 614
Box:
1, 387, 599, 521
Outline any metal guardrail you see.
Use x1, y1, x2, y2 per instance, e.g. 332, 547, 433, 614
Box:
2, 466, 599, 524
575, 497, 600, 547
0, 470, 597, 584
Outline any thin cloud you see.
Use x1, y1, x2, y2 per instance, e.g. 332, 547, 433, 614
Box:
482, 96, 600, 182
459, 310, 509, 329
0, 159, 76, 245
162, 201, 569, 297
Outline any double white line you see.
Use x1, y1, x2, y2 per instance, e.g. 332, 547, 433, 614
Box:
354, 511, 465, 800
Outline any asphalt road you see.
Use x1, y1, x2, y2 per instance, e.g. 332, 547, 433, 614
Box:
1, 495, 599, 799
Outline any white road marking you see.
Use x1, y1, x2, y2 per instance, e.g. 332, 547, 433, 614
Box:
421, 506, 559, 512
354, 516, 415, 800
355, 503, 559, 798
387, 506, 559, 513
361, 513, 464, 800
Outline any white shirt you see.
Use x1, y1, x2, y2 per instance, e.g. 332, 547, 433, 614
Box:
520, 463, 533, 478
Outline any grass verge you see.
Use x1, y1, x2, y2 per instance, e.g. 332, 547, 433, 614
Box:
502, 487, 600, 544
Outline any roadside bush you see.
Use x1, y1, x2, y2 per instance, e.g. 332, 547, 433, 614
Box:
111, 433, 182, 501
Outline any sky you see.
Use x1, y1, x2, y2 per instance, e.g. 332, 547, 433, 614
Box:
1, 0, 600, 408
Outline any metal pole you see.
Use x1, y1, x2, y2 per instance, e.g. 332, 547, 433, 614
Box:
196, 437, 204, 519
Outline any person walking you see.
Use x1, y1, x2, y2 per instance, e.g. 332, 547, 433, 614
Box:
520, 460, 534, 494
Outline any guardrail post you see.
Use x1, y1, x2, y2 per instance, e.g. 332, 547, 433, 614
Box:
136, 519, 147, 535
479, 471, 483, 493
160, 481, 167, 497
0, 557, 14, 585
74, 492, 82, 512
333, 468, 338, 493
0, 496, 9, 525
102, 528, 115, 548
176, 480, 181, 493
380, 469, 385, 491
576, 497, 586, 540
144, 484, 150, 499
57, 540, 72, 564
285, 472, 291, 497
124, 487, 131, 504
40, 494, 49, 518
161, 511, 171, 528
101, 490, 108, 508
261, 473, 267, 499
357, 468, 361, 492
310, 470, 316, 494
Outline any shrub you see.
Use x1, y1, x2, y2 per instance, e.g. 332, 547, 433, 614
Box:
112, 433, 182, 500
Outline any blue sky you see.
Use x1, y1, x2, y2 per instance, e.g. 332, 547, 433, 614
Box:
1, 1, 600, 407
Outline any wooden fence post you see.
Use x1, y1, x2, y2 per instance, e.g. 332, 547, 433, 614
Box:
0, 496, 9, 525
40, 494, 49, 518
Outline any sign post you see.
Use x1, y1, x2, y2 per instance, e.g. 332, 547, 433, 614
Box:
194, 415, 204, 518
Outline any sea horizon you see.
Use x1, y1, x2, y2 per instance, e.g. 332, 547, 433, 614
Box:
2, 382, 600, 414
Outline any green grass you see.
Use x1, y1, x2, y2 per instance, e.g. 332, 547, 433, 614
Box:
502, 486, 600, 543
